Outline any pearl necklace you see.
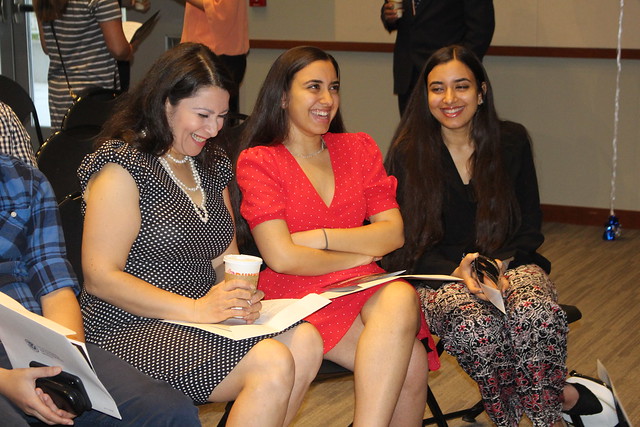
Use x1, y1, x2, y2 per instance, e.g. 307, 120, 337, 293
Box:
165, 152, 189, 164
158, 156, 209, 223
287, 137, 326, 159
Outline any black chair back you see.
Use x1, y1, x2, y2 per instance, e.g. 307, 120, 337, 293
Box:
58, 192, 84, 284
37, 125, 100, 202
61, 88, 121, 130
0, 75, 45, 147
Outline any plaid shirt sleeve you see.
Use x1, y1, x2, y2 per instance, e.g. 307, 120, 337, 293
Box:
0, 102, 37, 167
0, 155, 79, 314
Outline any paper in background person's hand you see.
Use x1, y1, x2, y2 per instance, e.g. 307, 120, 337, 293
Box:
123, 10, 159, 44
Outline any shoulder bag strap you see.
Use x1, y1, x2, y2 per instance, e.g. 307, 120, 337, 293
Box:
49, 21, 77, 100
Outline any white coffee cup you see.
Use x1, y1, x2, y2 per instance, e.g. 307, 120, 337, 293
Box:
391, 0, 403, 18
223, 254, 262, 291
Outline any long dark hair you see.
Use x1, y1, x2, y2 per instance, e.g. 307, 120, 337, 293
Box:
384, 45, 519, 271
33, 0, 68, 22
98, 42, 236, 166
241, 45, 345, 149
232, 46, 346, 253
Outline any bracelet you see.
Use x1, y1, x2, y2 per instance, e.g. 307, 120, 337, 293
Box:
321, 228, 329, 250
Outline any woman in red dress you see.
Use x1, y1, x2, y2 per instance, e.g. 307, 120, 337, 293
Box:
236, 46, 438, 426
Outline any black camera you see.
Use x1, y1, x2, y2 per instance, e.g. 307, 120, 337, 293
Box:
472, 255, 501, 288
30, 361, 92, 415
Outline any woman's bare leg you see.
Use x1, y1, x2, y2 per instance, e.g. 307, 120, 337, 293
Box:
272, 322, 324, 425
325, 281, 428, 427
208, 338, 295, 427
388, 338, 429, 426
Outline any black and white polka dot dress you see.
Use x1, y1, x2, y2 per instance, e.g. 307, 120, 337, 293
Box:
78, 140, 279, 404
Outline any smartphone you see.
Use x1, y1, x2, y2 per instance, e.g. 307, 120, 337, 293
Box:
472, 255, 501, 289
30, 361, 92, 415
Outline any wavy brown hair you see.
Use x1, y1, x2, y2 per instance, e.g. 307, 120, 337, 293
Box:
383, 45, 519, 272
33, 0, 68, 22
97, 42, 236, 167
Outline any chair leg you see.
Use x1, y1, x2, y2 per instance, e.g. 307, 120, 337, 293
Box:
217, 401, 233, 427
424, 387, 448, 427
461, 399, 484, 422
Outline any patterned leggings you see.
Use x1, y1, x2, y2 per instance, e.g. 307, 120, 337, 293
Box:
418, 264, 569, 427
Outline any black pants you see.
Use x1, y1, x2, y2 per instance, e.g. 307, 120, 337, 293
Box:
219, 53, 247, 115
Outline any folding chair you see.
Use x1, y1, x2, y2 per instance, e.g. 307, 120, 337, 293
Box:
0, 75, 45, 147
36, 125, 100, 202
58, 191, 84, 284
61, 88, 121, 130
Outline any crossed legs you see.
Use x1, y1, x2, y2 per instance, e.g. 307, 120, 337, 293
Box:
325, 281, 429, 427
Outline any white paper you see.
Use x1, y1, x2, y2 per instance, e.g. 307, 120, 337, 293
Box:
478, 282, 506, 314
596, 359, 631, 425
320, 271, 462, 299
0, 293, 121, 419
122, 21, 142, 43
164, 293, 331, 340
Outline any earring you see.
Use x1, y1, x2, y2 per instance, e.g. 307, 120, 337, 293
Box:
478, 97, 484, 105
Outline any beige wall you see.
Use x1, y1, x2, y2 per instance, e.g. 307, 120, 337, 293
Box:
130, 1, 640, 212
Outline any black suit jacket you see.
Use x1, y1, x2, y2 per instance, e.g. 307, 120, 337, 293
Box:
382, 0, 495, 95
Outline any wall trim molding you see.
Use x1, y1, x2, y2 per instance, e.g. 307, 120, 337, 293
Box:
250, 40, 640, 60
541, 204, 640, 229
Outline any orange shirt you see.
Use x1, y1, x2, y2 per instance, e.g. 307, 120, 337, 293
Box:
181, 1, 249, 56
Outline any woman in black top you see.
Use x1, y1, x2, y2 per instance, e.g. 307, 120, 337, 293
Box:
384, 45, 603, 426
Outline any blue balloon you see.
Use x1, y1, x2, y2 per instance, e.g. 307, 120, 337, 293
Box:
602, 215, 621, 241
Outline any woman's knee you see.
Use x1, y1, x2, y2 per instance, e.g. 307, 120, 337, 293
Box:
292, 322, 324, 366
246, 339, 296, 391
391, 282, 423, 330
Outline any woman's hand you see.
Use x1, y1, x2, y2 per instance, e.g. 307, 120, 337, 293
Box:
453, 253, 511, 300
193, 279, 264, 324
0, 366, 75, 425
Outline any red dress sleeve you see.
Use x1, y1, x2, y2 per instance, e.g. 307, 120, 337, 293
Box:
237, 146, 287, 229
354, 133, 399, 218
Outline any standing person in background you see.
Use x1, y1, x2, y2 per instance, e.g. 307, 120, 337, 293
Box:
381, 0, 494, 115
117, 0, 151, 91
181, 0, 249, 116
34, 0, 137, 129
0, 102, 36, 166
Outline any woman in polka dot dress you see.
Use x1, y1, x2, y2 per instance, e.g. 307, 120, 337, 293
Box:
236, 46, 437, 426
78, 43, 323, 426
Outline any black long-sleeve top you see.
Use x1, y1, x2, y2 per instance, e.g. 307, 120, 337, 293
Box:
395, 121, 551, 279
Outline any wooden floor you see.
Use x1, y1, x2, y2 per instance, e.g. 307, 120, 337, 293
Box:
199, 222, 640, 426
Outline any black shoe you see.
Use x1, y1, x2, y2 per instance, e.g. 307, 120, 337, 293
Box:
563, 382, 602, 415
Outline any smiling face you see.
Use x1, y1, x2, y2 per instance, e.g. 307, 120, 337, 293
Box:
165, 85, 230, 157
283, 60, 340, 141
426, 59, 484, 137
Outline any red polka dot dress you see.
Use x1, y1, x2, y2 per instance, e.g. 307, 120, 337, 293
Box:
238, 133, 439, 369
